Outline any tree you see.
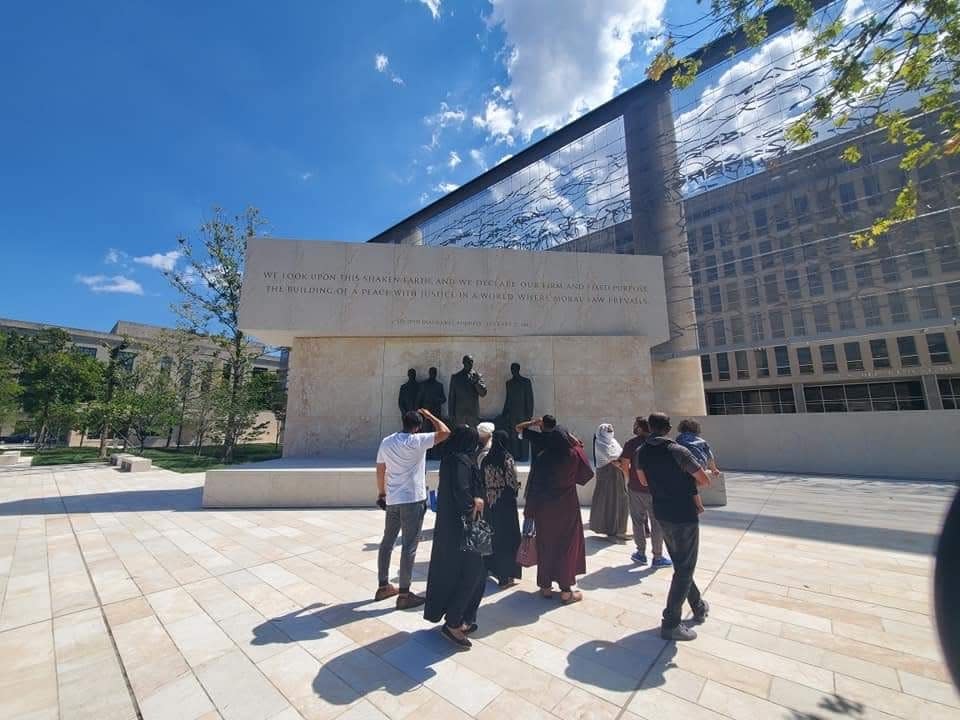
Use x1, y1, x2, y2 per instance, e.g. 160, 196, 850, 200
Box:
248, 371, 287, 447
0, 332, 23, 432
122, 353, 180, 453
648, 0, 959, 246
16, 329, 104, 446
166, 207, 270, 462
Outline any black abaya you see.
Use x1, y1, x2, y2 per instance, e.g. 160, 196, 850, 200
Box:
424, 452, 487, 626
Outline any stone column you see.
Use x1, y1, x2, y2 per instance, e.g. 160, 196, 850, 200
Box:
623, 81, 705, 416
922, 374, 944, 410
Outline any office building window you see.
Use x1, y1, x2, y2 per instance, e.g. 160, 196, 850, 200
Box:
735, 350, 750, 379
861, 296, 882, 327
804, 381, 925, 412
839, 182, 858, 211
881, 257, 900, 283
693, 289, 703, 315
908, 252, 930, 278
756, 349, 771, 377
793, 194, 810, 223
816, 188, 833, 211
774, 204, 790, 231
716, 352, 731, 381
927, 332, 952, 364
690, 258, 701, 285
705, 255, 718, 282
701, 355, 712, 381
791, 308, 807, 336
698, 323, 708, 348
824, 237, 842, 256
948, 282, 960, 318
118, 351, 136, 372
707, 386, 796, 415
888, 291, 911, 323
863, 175, 882, 206
726, 283, 741, 311
781, 237, 796, 264
731, 316, 746, 343
750, 313, 765, 341
709, 285, 723, 313
820, 344, 839, 373
687, 230, 698, 254
740, 245, 755, 273
736, 217, 750, 241
797, 346, 814, 374
802, 241, 819, 261
722, 250, 737, 277
855, 263, 874, 288
897, 336, 920, 367
770, 310, 786, 339
754, 207, 768, 234
713, 320, 727, 346
764, 274, 780, 303
918, 287, 941, 319
939, 377, 960, 410
760, 239, 776, 269
746, 278, 760, 305
806, 265, 824, 296
774, 345, 791, 376
939, 243, 960, 273
701, 225, 715, 250
718, 220, 732, 246
837, 299, 857, 330
785, 269, 801, 299
830, 263, 849, 292
813, 303, 832, 333
73, 345, 98, 358
844, 341, 864, 371
870, 339, 891, 369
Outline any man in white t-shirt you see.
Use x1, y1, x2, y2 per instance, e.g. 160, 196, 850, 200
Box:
375, 408, 450, 609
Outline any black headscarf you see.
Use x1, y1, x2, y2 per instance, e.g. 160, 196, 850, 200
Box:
446, 425, 480, 458
484, 430, 512, 468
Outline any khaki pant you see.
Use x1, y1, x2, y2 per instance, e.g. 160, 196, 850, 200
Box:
628, 489, 664, 558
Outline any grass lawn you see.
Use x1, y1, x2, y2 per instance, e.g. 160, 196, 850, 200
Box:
24, 443, 282, 473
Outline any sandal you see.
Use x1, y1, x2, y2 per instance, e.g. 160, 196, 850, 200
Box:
462, 623, 478, 634
560, 591, 583, 605
539, 587, 553, 599
441, 625, 472, 648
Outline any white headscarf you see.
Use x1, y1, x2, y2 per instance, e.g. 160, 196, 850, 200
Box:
593, 423, 622, 469
476, 422, 495, 466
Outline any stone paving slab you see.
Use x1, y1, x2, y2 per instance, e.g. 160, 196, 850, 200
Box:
0, 461, 957, 719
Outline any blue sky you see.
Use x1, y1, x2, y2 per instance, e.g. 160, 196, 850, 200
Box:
1, 0, 708, 331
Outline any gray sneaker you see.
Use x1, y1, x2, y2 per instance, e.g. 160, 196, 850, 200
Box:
692, 600, 709, 624
661, 623, 698, 641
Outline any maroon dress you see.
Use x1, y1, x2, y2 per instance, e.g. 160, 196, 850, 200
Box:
523, 428, 593, 590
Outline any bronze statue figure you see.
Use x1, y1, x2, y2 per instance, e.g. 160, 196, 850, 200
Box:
398, 368, 421, 419
418, 366, 446, 420
502, 362, 534, 461
448, 355, 487, 428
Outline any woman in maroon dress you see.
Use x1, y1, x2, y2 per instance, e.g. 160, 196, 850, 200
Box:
517, 415, 593, 604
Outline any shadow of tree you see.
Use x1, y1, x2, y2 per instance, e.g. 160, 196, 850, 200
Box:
788, 693, 866, 720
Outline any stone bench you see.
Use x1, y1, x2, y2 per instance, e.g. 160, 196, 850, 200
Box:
120, 456, 152, 472
0, 451, 21, 466
110, 453, 134, 466
701, 471, 727, 507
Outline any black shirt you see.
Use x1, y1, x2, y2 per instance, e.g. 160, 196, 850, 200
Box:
634, 434, 701, 524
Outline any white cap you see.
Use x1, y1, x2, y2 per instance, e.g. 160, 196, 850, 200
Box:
477, 422, 495, 435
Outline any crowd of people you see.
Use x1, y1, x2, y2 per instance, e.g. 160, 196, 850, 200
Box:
375, 408, 722, 648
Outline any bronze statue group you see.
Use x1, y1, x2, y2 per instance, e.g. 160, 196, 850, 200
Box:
377, 355, 717, 649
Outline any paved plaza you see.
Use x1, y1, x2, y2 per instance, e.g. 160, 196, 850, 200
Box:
0, 462, 956, 720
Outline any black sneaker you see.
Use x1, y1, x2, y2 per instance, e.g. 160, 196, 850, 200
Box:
396, 592, 426, 610
661, 623, 697, 641
692, 600, 710, 624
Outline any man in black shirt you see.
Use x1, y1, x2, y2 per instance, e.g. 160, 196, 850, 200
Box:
633, 412, 711, 641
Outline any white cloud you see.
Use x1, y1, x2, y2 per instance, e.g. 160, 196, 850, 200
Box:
423, 102, 467, 149
487, 0, 665, 137
391, 76, 405, 86
496, 154, 513, 165
435, 182, 459, 193
472, 97, 516, 144
300, 172, 313, 181
448, 151, 461, 169
375, 53, 389, 72
419, 0, 441, 19
76, 274, 144, 295
133, 250, 183, 272
419, 191, 431, 205
104, 248, 125, 264
469, 148, 487, 170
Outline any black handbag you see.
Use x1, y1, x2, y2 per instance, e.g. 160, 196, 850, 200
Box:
461, 516, 494, 556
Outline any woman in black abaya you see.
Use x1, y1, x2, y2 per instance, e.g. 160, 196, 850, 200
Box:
481, 430, 522, 587
424, 425, 486, 648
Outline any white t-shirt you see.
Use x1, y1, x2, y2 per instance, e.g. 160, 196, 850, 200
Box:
376, 432, 436, 505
